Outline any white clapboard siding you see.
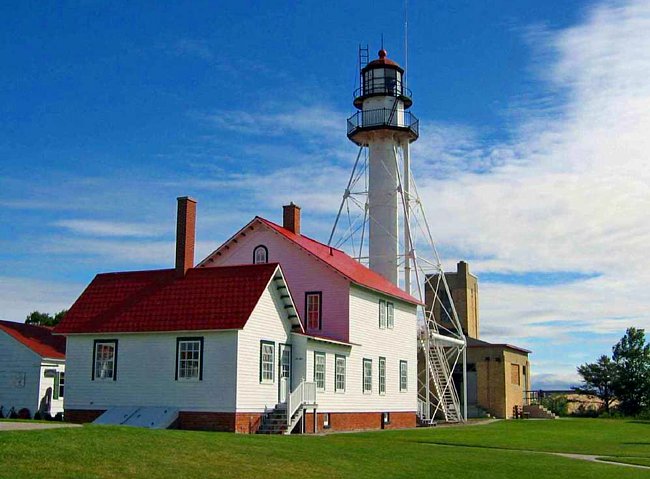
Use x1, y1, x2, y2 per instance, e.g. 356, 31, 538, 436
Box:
0, 330, 42, 414
65, 330, 238, 412
236, 280, 293, 412
301, 285, 417, 413
39, 360, 65, 415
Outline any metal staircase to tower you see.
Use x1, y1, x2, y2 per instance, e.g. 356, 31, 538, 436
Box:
330, 46, 467, 424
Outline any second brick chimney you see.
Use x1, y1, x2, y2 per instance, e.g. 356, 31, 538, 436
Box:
283, 202, 301, 235
175, 196, 197, 278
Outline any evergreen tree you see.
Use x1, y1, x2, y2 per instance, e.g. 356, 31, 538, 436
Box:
574, 355, 617, 413
24, 310, 67, 327
612, 328, 650, 415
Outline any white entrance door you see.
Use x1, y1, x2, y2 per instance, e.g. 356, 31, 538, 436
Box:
279, 344, 292, 403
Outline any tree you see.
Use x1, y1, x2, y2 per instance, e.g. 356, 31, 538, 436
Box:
574, 355, 617, 413
25, 310, 67, 327
612, 327, 650, 416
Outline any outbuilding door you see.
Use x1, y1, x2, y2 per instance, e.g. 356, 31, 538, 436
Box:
278, 344, 292, 404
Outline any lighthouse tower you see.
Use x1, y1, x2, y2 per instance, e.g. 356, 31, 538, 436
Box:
335, 48, 466, 423
347, 49, 419, 287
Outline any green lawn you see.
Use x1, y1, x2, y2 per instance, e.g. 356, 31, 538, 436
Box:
0, 419, 649, 478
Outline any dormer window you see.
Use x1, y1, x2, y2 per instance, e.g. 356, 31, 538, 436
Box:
253, 245, 268, 264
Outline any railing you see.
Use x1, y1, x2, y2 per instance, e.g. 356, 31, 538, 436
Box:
287, 380, 317, 430
354, 81, 412, 101
347, 108, 419, 138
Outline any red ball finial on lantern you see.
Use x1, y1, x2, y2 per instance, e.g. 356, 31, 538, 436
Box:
378, 49, 387, 59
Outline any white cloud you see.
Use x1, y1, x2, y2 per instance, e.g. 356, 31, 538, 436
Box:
39, 238, 217, 267
186, 0, 650, 360
0, 277, 84, 323
54, 220, 169, 238
408, 0, 650, 348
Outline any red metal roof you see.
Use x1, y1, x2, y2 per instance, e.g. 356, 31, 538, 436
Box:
362, 49, 403, 73
0, 320, 66, 359
55, 263, 281, 335
255, 217, 421, 305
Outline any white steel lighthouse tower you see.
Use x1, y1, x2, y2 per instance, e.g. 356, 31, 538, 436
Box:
346, 48, 418, 286
331, 48, 467, 424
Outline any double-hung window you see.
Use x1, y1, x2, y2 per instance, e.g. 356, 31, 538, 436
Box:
363, 358, 372, 394
314, 352, 326, 391
399, 360, 408, 391
379, 299, 387, 329
306, 292, 322, 330
53, 371, 65, 399
335, 355, 346, 392
379, 357, 386, 395
386, 302, 394, 329
260, 341, 275, 383
93, 340, 118, 380
176, 337, 203, 381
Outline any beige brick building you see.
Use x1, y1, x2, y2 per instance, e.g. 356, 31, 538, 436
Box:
425, 261, 531, 419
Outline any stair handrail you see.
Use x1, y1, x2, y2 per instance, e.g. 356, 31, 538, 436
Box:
287, 379, 317, 431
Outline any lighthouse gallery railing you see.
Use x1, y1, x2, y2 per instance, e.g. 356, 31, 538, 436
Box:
347, 108, 419, 138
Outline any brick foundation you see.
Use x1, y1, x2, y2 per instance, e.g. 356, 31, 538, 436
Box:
64, 409, 415, 433
234, 413, 264, 434
64, 409, 105, 424
177, 412, 235, 431
303, 411, 416, 433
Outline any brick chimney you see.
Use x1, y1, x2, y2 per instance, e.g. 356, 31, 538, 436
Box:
458, 260, 469, 277
175, 196, 197, 278
283, 202, 301, 235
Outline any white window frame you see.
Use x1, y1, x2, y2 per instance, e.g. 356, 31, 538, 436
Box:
379, 357, 386, 395
53, 371, 64, 399
306, 292, 322, 330
93, 340, 117, 381
253, 245, 268, 264
177, 338, 202, 381
379, 299, 387, 329
363, 358, 372, 394
314, 352, 326, 391
400, 360, 408, 392
387, 302, 394, 329
335, 355, 346, 392
260, 341, 275, 384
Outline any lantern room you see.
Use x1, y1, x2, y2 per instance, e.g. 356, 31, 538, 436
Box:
347, 48, 419, 147
353, 49, 412, 109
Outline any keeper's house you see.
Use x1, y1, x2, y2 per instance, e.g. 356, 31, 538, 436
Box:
55, 198, 419, 433
0, 321, 66, 418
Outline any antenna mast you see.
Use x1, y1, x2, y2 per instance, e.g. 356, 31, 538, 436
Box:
404, 0, 408, 89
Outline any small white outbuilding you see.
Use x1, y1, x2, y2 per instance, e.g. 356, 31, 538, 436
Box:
0, 320, 66, 418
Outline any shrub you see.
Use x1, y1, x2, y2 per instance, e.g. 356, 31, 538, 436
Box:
636, 409, 650, 421
17, 408, 31, 420
541, 395, 569, 416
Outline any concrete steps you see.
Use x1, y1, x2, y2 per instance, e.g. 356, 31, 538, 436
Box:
523, 404, 558, 419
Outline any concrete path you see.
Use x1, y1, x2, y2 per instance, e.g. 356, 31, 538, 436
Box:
427, 442, 650, 470
0, 421, 81, 431
553, 452, 650, 470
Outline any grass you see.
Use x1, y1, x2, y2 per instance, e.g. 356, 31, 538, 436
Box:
0, 419, 649, 478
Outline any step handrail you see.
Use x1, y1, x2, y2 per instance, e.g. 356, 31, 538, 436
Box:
287, 379, 317, 430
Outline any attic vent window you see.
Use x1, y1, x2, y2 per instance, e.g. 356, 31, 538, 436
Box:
253, 245, 268, 264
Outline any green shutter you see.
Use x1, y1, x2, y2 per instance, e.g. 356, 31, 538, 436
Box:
53, 372, 60, 400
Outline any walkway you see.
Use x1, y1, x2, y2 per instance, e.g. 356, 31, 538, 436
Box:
427, 442, 650, 470
0, 421, 81, 431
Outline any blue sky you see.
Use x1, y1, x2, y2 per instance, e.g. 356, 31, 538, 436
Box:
2, 0, 649, 389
